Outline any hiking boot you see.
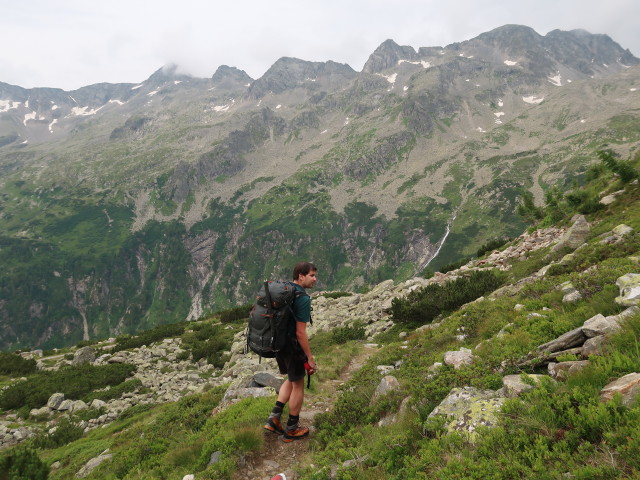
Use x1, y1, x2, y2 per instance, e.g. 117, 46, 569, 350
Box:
282, 424, 309, 442
264, 416, 284, 434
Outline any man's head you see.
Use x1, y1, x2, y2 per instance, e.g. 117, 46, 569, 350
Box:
292, 261, 317, 289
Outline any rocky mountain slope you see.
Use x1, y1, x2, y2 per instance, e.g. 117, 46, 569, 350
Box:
1, 160, 639, 478
1, 25, 640, 351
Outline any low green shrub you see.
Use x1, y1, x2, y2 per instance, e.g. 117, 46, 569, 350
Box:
0, 446, 49, 480
391, 270, 505, 325
437, 257, 472, 274
217, 303, 252, 323
320, 291, 353, 299
0, 353, 36, 376
32, 417, 84, 449
83, 378, 143, 404
112, 322, 188, 353
0, 363, 136, 410
331, 324, 366, 344
476, 237, 511, 258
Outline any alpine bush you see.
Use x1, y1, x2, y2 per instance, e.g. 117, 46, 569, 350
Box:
0, 447, 49, 480
391, 270, 505, 324
0, 353, 36, 376
0, 363, 136, 410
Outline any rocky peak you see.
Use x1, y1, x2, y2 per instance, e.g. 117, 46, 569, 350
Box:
145, 64, 193, 87
362, 39, 419, 74
544, 29, 639, 71
211, 65, 253, 90
246, 57, 357, 98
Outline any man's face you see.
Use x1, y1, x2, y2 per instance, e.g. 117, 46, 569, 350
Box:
297, 270, 317, 289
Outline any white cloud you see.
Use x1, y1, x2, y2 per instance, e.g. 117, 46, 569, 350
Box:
0, 0, 639, 90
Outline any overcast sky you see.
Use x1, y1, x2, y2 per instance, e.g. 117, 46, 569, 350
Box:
2, 0, 639, 91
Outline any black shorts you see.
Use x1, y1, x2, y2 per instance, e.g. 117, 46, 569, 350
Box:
275, 344, 306, 382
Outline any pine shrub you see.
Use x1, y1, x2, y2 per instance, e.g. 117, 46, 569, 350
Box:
391, 270, 505, 324
0, 447, 49, 480
0, 363, 135, 410
0, 353, 36, 376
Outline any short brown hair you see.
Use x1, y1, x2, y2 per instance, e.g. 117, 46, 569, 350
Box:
292, 261, 317, 280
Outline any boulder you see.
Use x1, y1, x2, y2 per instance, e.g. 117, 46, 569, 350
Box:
537, 327, 587, 353
560, 282, 582, 304
443, 348, 474, 369
582, 314, 621, 338
581, 336, 608, 358
252, 372, 284, 392
73, 347, 97, 365
501, 374, 550, 397
616, 273, 640, 307
552, 215, 590, 252
76, 450, 112, 478
372, 375, 401, 401
428, 387, 505, 439
548, 360, 590, 380
30, 406, 52, 417
58, 399, 76, 411
47, 393, 65, 410
90, 399, 106, 409
600, 372, 640, 406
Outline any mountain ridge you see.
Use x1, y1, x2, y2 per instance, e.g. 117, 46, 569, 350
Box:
1, 25, 640, 351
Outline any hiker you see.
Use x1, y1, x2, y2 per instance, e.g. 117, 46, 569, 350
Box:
264, 261, 317, 442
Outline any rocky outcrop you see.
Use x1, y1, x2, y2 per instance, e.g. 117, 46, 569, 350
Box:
600, 373, 640, 406
76, 449, 112, 478
428, 387, 506, 439
615, 274, 640, 306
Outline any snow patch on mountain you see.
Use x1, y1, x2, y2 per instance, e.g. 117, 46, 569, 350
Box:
109, 100, 125, 105
398, 60, 431, 69
378, 73, 398, 84
504, 60, 518, 66
0, 100, 22, 112
49, 119, 58, 133
69, 106, 103, 116
523, 95, 544, 104
23, 112, 45, 125
548, 74, 562, 86
131, 84, 144, 90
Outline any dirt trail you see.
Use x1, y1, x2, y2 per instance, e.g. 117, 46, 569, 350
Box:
232, 345, 377, 480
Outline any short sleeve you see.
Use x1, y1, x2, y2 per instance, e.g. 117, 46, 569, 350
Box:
293, 293, 311, 323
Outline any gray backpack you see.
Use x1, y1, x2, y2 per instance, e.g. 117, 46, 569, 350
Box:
246, 281, 307, 358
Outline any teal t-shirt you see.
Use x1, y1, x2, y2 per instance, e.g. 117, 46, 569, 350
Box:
292, 284, 311, 324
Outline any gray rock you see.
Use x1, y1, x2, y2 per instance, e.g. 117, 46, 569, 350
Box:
443, 348, 474, 369
372, 375, 401, 401
501, 374, 549, 397
252, 372, 284, 391
76, 450, 112, 478
90, 399, 106, 409
612, 224, 634, 236
552, 215, 590, 252
208, 451, 223, 466
73, 347, 97, 365
600, 372, 640, 406
47, 393, 65, 410
30, 406, 52, 417
582, 336, 608, 358
73, 400, 89, 411
428, 387, 505, 439
616, 273, 640, 307
58, 399, 75, 411
537, 327, 587, 353
548, 360, 590, 380
582, 314, 621, 338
